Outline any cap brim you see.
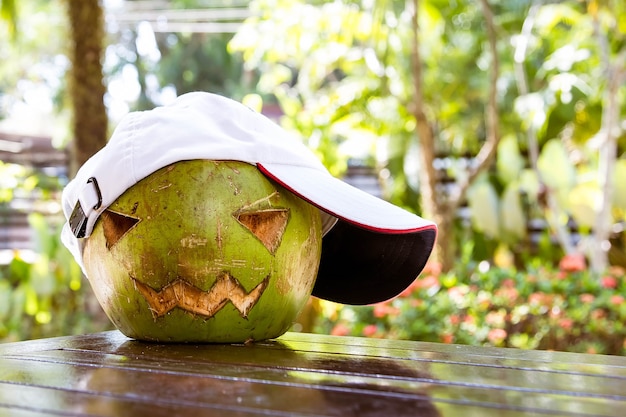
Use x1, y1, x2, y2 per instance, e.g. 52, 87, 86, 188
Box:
257, 163, 437, 305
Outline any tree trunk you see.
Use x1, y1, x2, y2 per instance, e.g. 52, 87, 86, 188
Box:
65, 0, 110, 330
588, 15, 626, 272
66, 0, 107, 175
409, 0, 501, 272
429, 208, 457, 272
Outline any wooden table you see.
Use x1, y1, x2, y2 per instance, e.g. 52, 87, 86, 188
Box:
0, 331, 624, 416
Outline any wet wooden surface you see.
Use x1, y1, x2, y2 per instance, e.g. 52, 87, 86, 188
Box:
0, 331, 625, 416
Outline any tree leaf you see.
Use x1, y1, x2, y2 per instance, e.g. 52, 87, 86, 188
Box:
0, 280, 11, 320
519, 169, 541, 204
537, 139, 576, 191
468, 178, 500, 238
613, 159, 626, 210
569, 182, 600, 228
500, 182, 526, 241
497, 135, 525, 183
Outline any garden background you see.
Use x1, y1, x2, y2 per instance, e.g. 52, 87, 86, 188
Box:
1, 0, 625, 355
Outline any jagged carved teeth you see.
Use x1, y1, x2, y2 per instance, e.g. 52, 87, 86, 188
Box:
132, 271, 270, 319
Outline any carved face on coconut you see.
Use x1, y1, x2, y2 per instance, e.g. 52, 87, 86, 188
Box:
83, 160, 322, 343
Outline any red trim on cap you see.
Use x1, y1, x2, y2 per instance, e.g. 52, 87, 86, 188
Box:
257, 163, 438, 236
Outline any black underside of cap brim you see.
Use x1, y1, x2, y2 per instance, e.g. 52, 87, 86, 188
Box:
312, 219, 437, 305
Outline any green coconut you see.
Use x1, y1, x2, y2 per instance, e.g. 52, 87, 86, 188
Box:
83, 160, 322, 343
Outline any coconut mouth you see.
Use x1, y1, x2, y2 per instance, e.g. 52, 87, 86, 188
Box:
132, 271, 270, 320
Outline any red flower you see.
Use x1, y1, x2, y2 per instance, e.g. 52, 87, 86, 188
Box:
610, 295, 624, 305
422, 261, 442, 277
449, 314, 461, 325
495, 287, 519, 303
529, 292, 551, 306
373, 304, 387, 318
415, 275, 439, 290
558, 253, 586, 273
601, 276, 618, 289
559, 318, 574, 330
591, 309, 606, 320
409, 299, 423, 307
502, 278, 515, 288
373, 303, 400, 319
487, 328, 507, 344
579, 293, 595, 304
441, 333, 454, 344
362, 324, 378, 337
399, 276, 430, 297
399, 282, 417, 297
447, 286, 468, 304
331, 324, 350, 336
485, 311, 505, 326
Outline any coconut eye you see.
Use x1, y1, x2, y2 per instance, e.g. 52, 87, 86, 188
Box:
102, 209, 141, 250
235, 208, 290, 254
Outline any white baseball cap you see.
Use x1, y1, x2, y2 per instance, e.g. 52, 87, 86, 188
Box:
61, 92, 437, 305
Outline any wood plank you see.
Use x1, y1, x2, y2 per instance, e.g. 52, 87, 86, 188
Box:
1, 331, 625, 416
279, 332, 626, 368
18, 332, 624, 393
0, 383, 264, 417
1, 356, 614, 417
16, 342, 626, 398
2, 331, 626, 416
2, 352, 623, 416
0, 361, 440, 417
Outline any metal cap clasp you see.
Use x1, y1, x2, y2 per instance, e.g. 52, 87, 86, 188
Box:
69, 177, 102, 238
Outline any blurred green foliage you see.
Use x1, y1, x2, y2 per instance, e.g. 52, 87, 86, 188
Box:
1, 0, 625, 349
0, 214, 113, 342
0, 161, 113, 342
312, 255, 626, 355
231, 0, 626, 271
